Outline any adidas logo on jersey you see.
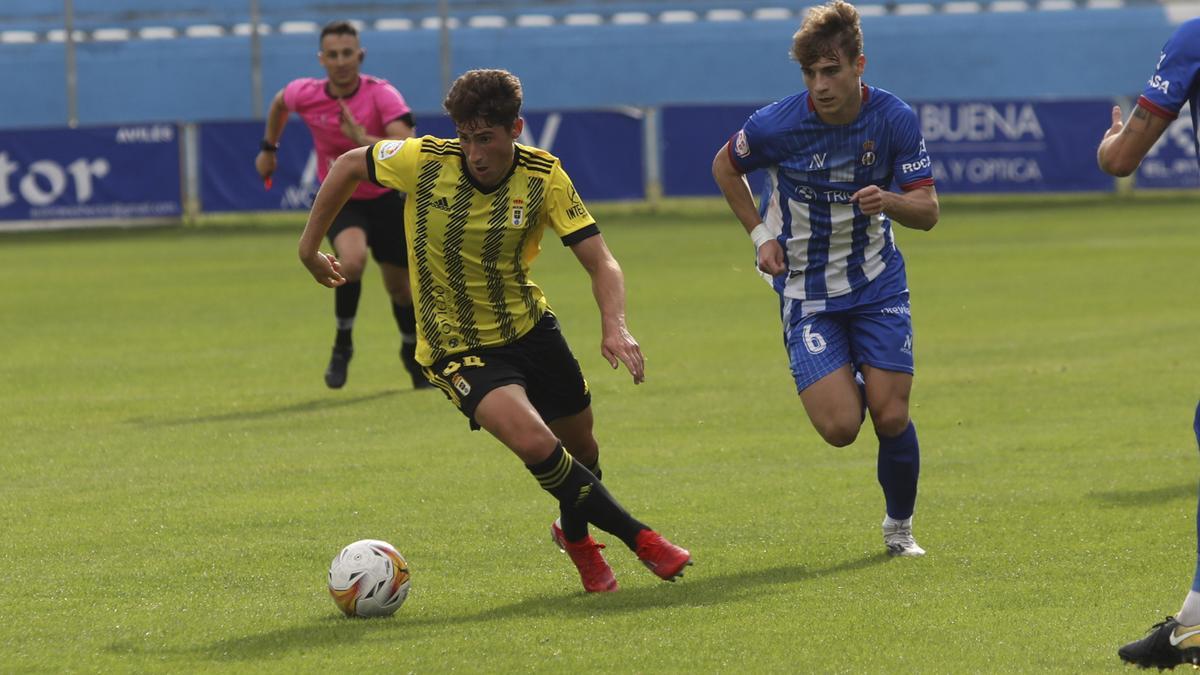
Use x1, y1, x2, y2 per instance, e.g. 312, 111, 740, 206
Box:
431, 196, 451, 212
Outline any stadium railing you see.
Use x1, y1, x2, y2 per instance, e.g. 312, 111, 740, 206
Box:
11, 0, 1175, 35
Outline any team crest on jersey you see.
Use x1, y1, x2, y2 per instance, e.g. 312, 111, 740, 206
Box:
451, 373, 471, 396
734, 129, 750, 158
376, 140, 404, 160
511, 198, 525, 226
860, 140, 877, 167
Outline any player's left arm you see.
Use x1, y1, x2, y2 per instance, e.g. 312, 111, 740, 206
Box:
851, 184, 939, 231
859, 105, 939, 231
1097, 104, 1174, 178
569, 234, 645, 385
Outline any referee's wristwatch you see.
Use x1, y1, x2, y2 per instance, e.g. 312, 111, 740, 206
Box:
260, 139, 278, 152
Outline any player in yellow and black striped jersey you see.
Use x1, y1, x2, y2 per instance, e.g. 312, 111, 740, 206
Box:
364, 133, 597, 367
297, 69, 691, 593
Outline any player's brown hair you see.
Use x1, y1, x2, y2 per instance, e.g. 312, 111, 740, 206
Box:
791, 0, 863, 67
442, 69, 523, 130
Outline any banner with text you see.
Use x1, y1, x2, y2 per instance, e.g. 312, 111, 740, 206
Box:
1135, 104, 1199, 189
0, 124, 182, 227
916, 99, 1115, 193
661, 99, 1119, 196
199, 109, 644, 212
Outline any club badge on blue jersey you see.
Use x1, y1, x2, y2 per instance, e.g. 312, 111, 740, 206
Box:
860, 140, 877, 167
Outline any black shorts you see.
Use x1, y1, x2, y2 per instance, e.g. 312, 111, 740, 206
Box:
422, 313, 592, 430
327, 191, 408, 267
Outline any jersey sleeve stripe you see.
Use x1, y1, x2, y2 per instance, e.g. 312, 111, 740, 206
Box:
726, 133, 751, 174
517, 160, 553, 175
424, 147, 464, 158
1137, 95, 1179, 121
421, 137, 462, 154
388, 112, 416, 128
520, 158, 555, 172
560, 223, 600, 247
517, 150, 555, 174
899, 177, 935, 191
364, 142, 382, 187
520, 154, 554, 168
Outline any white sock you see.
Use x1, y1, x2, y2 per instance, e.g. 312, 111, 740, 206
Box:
1178, 591, 1200, 625
883, 515, 912, 529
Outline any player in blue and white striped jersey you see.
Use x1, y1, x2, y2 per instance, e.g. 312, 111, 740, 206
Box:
712, 0, 939, 558
1099, 17, 1200, 671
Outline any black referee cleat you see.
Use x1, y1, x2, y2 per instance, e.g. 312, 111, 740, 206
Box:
324, 345, 353, 389
1118, 616, 1200, 669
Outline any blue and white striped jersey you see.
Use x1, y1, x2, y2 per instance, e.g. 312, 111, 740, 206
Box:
1137, 17, 1200, 166
728, 85, 934, 301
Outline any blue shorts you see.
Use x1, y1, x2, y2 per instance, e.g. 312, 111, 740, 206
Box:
781, 257, 914, 393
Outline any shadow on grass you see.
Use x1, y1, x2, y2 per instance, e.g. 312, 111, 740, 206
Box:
125, 551, 888, 663
126, 389, 403, 427
1088, 481, 1196, 507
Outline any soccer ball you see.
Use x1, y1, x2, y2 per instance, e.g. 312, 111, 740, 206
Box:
327, 539, 411, 618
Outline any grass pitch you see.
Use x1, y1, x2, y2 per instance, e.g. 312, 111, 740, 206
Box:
2, 194, 1199, 672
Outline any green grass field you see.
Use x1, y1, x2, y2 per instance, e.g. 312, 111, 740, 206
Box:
3, 194, 1199, 672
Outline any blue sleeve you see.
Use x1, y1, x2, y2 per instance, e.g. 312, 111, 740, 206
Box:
889, 103, 935, 191
727, 102, 786, 174
1139, 18, 1200, 119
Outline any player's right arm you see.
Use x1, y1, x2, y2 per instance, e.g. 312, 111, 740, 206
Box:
712, 140, 786, 276
298, 146, 369, 287
1097, 104, 1173, 177
255, 88, 289, 180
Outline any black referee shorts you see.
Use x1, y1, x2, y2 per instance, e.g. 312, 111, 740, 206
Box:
422, 313, 592, 430
327, 191, 408, 267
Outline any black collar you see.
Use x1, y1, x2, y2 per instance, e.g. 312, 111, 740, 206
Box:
324, 77, 362, 101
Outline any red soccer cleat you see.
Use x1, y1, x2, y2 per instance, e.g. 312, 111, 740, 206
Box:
634, 529, 692, 581
551, 520, 618, 593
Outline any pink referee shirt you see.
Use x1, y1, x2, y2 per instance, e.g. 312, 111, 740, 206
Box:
283, 74, 411, 200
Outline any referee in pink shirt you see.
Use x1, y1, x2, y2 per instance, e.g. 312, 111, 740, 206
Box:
255, 20, 427, 390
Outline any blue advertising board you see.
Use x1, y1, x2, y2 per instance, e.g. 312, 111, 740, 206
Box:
916, 99, 1116, 193
661, 104, 762, 198
1135, 105, 1199, 189
199, 120, 318, 213
0, 124, 182, 227
661, 99, 1119, 196
199, 109, 644, 213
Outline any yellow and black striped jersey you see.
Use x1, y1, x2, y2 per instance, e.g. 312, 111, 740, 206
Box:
366, 135, 598, 366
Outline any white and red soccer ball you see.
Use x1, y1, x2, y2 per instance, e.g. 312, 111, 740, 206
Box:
327, 539, 411, 618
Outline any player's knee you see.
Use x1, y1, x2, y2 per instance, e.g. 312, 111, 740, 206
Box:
567, 437, 599, 468
871, 410, 910, 439
815, 419, 860, 448
505, 427, 561, 464
340, 262, 366, 281
385, 285, 411, 305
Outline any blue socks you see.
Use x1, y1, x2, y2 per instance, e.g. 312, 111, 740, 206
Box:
878, 420, 920, 521
1191, 400, 1200, 593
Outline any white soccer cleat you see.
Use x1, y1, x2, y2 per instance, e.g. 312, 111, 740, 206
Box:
882, 516, 926, 557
